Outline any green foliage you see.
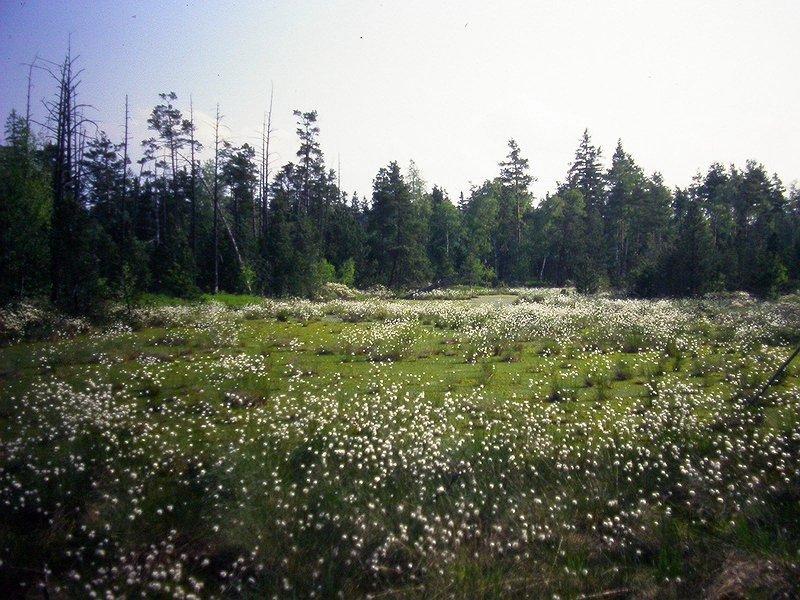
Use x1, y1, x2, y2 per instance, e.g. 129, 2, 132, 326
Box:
751, 252, 788, 299
137, 293, 191, 307
159, 250, 200, 299
366, 161, 431, 288
200, 292, 264, 308
2, 82, 800, 315
337, 258, 356, 286
0, 112, 51, 303
427, 186, 462, 281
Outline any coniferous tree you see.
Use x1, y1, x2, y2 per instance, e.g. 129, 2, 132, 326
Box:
667, 195, 718, 295
563, 129, 604, 290
141, 92, 197, 296
0, 112, 51, 302
538, 189, 590, 287
221, 142, 259, 291
82, 132, 125, 287
695, 163, 739, 288
497, 139, 533, 282
46, 52, 101, 313
427, 185, 462, 282
604, 140, 642, 284
461, 180, 500, 285
263, 165, 301, 295
3, 50, 800, 307
324, 192, 364, 280
366, 162, 430, 288
738, 161, 787, 296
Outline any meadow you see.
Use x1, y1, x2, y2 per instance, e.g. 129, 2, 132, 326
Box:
1, 287, 800, 598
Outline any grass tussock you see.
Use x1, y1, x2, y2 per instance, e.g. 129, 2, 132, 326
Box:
0, 289, 799, 597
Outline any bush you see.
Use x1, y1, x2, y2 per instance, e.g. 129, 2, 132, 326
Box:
338, 258, 356, 287
316, 259, 337, 285
162, 264, 201, 300
463, 257, 495, 286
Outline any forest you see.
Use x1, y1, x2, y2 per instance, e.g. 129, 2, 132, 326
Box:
1, 52, 798, 316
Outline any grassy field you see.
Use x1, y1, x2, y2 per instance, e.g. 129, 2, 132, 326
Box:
1, 289, 800, 598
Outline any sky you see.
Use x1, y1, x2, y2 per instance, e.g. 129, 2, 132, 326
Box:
1, 0, 798, 200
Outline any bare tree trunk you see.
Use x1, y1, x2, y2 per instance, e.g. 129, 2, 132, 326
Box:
154, 161, 161, 245
122, 95, 129, 244
189, 96, 197, 258
264, 88, 273, 228
213, 104, 221, 294
50, 55, 72, 304
220, 209, 251, 294
25, 54, 38, 130
45, 49, 87, 310
259, 115, 265, 232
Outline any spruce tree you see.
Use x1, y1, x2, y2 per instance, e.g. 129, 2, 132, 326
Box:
366, 162, 430, 288
497, 139, 534, 282
565, 129, 604, 287
0, 112, 51, 302
427, 185, 462, 282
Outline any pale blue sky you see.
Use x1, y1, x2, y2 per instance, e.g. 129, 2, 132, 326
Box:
1, 0, 798, 198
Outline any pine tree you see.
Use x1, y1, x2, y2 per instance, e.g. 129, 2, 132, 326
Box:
695, 163, 739, 288
141, 92, 197, 296
263, 165, 299, 295
221, 142, 258, 290
82, 132, 125, 286
293, 110, 324, 218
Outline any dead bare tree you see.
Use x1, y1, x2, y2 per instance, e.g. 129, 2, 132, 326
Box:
189, 95, 198, 257
213, 104, 221, 293
122, 94, 129, 242
36, 49, 96, 310
25, 53, 39, 129
260, 85, 275, 240
194, 149, 252, 293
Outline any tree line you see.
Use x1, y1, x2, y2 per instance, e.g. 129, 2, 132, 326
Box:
1, 53, 798, 314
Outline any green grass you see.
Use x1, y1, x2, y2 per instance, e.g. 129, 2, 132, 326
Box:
138, 291, 266, 309
137, 291, 196, 307
1, 293, 799, 597
200, 292, 268, 308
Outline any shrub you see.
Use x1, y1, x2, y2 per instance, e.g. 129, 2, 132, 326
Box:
337, 258, 356, 287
